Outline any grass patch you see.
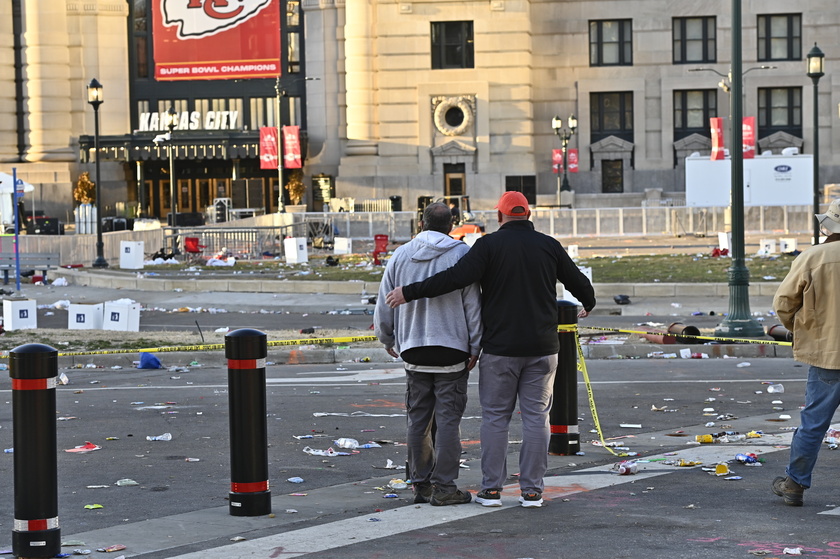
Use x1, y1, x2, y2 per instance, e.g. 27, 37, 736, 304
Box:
140, 252, 796, 284
579, 253, 795, 283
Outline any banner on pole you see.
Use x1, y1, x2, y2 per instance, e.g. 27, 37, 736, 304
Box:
568, 149, 579, 173
282, 125, 302, 169
742, 116, 756, 159
259, 127, 279, 169
552, 149, 563, 173
710, 117, 725, 161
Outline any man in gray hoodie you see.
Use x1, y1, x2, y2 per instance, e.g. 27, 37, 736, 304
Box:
374, 202, 482, 506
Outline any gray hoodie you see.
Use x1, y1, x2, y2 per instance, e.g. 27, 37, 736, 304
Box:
374, 231, 482, 360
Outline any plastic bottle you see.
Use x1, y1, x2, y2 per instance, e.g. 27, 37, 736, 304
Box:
617, 461, 638, 475
767, 384, 785, 394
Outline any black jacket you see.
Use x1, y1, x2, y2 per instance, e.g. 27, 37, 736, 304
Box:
403, 220, 596, 357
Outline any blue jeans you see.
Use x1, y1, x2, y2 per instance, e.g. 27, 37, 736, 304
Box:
786, 365, 840, 488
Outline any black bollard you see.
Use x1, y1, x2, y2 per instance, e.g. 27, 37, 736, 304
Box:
226, 329, 271, 516
10, 343, 60, 558
549, 300, 580, 455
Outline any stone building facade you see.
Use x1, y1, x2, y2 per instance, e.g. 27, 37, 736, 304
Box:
1, 1, 839, 220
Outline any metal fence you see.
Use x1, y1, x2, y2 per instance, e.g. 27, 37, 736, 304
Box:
10, 203, 817, 267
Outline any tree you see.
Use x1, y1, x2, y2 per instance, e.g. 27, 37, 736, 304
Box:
285, 170, 306, 205
74, 172, 95, 204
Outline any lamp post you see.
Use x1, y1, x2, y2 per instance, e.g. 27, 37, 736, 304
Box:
274, 77, 286, 213
807, 43, 825, 245
714, 0, 764, 339
86, 79, 108, 268
551, 114, 577, 206
165, 106, 180, 255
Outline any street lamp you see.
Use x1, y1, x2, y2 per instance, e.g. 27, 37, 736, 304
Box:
86, 78, 108, 268
165, 105, 180, 255
713, 0, 764, 339
274, 76, 319, 213
551, 114, 577, 205
807, 43, 825, 245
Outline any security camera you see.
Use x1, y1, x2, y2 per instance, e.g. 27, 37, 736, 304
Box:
152, 132, 171, 145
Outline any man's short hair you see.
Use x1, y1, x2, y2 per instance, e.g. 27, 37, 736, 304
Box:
423, 202, 453, 233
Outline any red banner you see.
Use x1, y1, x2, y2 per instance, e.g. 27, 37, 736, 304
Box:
152, 0, 281, 81
568, 149, 579, 173
259, 127, 278, 169
742, 116, 756, 159
282, 125, 302, 169
710, 117, 725, 161
552, 149, 563, 173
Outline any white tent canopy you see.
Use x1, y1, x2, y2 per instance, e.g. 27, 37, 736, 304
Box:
0, 172, 34, 194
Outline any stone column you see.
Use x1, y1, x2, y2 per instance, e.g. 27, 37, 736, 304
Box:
343, 0, 377, 155
21, 0, 74, 161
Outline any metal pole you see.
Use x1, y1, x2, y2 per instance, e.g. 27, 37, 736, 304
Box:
92, 105, 108, 268
11, 343, 60, 558
714, 0, 764, 338
275, 78, 286, 213
549, 300, 580, 455
813, 78, 821, 244
226, 328, 271, 516
561, 133, 571, 193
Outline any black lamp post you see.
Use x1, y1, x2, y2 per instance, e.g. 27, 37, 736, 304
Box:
274, 77, 286, 213
86, 79, 108, 268
807, 43, 825, 245
714, 0, 764, 339
164, 106, 181, 255
551, 114, 577, 205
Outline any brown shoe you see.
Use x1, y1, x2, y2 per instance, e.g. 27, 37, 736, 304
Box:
772, 476, 805, 506
413, 483, 432, 504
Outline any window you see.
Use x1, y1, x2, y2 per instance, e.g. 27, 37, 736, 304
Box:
431, 21, 474, 69
674, 90, 717, 141
504, 176, 536, 205
590, 92, 634, 144
758, 87, 802, 139
673, 17, 716, 64
589, 20, 632, 66
758, 14, 801, 61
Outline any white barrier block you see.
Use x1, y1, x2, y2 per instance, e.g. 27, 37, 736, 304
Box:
3, 298, 36, 331
120, 241, 145, 270
757, 238, 776, 255
333, 237, 352, 255
779, 238, 798, 253
103, 302, 141, 332
567, 244, 580, 259
68, 303, 104, 330
284, 237, 308, 264
561, 266, 592, 306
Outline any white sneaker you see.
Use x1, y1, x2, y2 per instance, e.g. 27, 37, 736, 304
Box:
475, 489, 503, 507
519, 492, 543, 508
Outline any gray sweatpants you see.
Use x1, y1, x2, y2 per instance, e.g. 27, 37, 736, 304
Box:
405, 368, 469, 492
478, 353, 558, 494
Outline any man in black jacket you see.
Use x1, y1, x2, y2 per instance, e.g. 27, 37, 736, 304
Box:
386, 191, 595, 508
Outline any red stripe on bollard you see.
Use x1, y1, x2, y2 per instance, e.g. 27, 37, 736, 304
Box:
11, 378, 55, 391
231, 481, 269, 493
551, 425, 569, 434
14, 517, 59, 532
228, 358, 265, 370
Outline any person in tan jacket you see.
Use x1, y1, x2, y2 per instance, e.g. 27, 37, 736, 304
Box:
772, 199, 840, 506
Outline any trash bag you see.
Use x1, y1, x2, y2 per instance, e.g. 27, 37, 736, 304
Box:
137, 352, 162, 369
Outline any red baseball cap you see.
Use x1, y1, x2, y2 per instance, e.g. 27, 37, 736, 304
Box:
495, 191, 530, 216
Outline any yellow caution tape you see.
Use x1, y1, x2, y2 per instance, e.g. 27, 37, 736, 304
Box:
562, 325, 791, 347
572, 329, 617, 456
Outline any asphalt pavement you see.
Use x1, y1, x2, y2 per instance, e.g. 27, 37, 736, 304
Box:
0, 240, 819, 559
0, 357, 834, 559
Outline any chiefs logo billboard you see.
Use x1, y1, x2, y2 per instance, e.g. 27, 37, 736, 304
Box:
153, 0, 281, 81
